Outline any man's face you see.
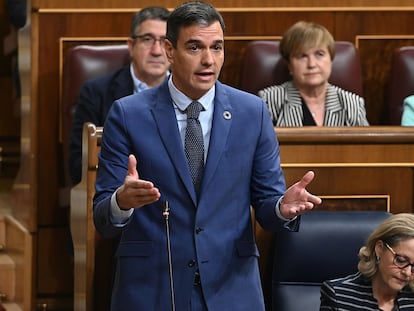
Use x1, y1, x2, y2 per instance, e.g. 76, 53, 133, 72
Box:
165, 21, 224, 100
128, 19, 169, 87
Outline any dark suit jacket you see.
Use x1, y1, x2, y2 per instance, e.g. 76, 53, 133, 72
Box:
69, 66, 133, 184
93, 80, 298, 310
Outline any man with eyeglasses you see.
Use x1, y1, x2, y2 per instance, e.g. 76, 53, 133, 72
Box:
321, 213, 414, 310
69, 6, 170, 185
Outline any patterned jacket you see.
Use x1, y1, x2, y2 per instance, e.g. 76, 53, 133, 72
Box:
320, 272, 414, 310
258, 81, 369, 126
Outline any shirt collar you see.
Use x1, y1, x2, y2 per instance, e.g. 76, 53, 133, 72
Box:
130, 64, 149, 93
167, 74, 215, 112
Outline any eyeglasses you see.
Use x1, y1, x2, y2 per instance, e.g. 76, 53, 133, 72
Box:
132, 34, 166, 48
384, 242, 414, 273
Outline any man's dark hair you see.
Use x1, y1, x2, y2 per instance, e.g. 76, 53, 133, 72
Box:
130, 6, 170, 37
166, 1, 225, 47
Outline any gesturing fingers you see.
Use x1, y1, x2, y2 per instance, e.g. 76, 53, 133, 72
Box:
280, 170, 322, 219
126, 154, 139, 180
297, 170, 315, 189
118, 155, 160, 209
118, 178, 160, 209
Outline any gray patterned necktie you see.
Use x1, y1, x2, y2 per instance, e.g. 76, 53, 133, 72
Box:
185, 101, 204, 195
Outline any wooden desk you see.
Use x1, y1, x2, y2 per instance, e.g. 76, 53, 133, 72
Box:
277, 126, 414, 213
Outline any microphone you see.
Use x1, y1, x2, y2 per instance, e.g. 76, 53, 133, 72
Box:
163, 201, 176, 311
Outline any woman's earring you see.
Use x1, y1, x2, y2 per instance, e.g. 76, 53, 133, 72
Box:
375, 254, 381, 264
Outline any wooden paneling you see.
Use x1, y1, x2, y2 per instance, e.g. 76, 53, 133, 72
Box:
31, 0, 414, 9
0, 0, 20, 179
358, 36, 414, 124
39, 9, 414, 129
10, 2, 414, 310
71, 124, 113, 311
37, 227, 73, 307
2, 212, 34, 311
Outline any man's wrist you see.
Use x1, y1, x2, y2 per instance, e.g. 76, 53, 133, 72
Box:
276, 195, 296, 221
111, 190, 133, 224
115, 188, 132, 211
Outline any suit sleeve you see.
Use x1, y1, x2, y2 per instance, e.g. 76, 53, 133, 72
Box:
249, 98, 293, 231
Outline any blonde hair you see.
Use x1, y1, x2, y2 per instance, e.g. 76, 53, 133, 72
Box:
279, 21, 335, 61
358, 213, 414, 291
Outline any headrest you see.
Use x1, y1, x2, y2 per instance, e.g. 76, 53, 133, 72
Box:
273, 210, 391, 283
240, 40, 363, 97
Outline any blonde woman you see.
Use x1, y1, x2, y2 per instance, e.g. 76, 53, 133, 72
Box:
320, 213, 414, 310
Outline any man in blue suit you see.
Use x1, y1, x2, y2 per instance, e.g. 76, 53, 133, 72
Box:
93, 2, 322, 310
69, 6, 170, 185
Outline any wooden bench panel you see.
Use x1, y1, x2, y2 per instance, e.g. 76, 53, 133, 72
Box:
70, 123, 114, 311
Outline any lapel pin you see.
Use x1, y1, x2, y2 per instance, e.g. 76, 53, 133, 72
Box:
223, 111, 231, 120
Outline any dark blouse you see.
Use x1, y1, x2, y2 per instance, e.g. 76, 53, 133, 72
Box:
302, 99, 317, 126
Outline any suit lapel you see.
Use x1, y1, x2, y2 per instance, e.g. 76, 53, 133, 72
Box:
280, 82, 303, 126
150, 82, 233, 205
151, 82, 197, 203
201, 82, 232, 194
324, 84, 344, 126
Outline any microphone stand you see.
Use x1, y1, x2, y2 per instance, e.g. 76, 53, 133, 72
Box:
163, 201, 176, 311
